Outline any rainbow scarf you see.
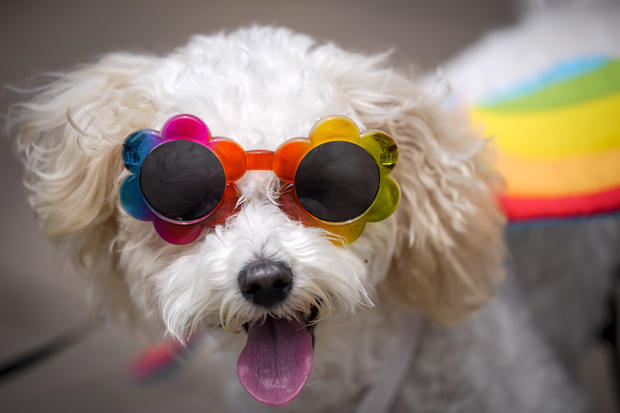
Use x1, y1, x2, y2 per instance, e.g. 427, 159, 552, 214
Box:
471, 55, 620, 224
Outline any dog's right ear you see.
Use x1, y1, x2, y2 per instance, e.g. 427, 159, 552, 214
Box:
11, 53, 158, 242
9, 53, 158, 317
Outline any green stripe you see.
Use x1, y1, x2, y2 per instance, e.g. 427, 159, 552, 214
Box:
481, 61, 620, 112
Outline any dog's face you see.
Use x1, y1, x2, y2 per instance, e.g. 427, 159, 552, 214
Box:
14, 27, 505, 406
113, 29, 398, 337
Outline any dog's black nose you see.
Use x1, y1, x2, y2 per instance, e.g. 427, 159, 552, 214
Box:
238, 260, 293, 308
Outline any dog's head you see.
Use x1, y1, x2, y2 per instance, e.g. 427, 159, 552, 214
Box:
12, 27, 505, 405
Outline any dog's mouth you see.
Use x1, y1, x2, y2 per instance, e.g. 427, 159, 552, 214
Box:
237, 306, 319, 406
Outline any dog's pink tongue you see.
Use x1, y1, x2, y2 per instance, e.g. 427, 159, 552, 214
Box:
237, 317, 313, 406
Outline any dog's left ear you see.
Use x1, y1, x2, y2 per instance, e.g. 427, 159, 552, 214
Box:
335, 57, 506, 324
384, 102, 506, 324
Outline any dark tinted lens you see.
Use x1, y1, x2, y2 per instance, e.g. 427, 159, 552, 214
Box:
140, 140, 226, 222
295, 141, 380, 222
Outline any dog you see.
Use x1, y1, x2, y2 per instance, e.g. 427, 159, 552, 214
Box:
11, 24, 603, 412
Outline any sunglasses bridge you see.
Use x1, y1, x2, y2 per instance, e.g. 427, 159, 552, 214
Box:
244, 150, 276, 171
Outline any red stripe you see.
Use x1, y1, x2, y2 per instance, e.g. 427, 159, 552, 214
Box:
500, 187, 620, 221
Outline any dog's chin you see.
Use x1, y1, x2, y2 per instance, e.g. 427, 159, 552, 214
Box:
237, 306, 319, 407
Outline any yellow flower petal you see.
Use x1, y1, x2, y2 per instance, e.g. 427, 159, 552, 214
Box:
309, 116, 360, 144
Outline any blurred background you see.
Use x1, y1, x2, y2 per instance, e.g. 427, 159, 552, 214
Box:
0, 1, 617, 412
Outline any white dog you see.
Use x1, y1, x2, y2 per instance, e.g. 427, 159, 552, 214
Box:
12, 17, 611, 411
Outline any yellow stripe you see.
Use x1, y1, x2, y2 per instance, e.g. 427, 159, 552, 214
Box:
472, 92, 620, 159
495, 148, 620, 197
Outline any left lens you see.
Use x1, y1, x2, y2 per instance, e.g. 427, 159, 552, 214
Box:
140, 140, 226, 222
294, 141, 380, 222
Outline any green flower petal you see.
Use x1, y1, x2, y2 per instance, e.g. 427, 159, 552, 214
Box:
365, 177, 401, 222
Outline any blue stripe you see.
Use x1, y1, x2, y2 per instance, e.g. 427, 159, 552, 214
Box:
481, 55, 610, 107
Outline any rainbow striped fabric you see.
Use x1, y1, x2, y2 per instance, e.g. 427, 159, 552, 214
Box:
471, 55, 620, 224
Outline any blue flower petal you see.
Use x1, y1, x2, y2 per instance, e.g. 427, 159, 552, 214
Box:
122, 129, 161, 174
120, 175, 152, 221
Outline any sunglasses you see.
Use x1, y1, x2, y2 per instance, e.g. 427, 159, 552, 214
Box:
120, 114, 400, 245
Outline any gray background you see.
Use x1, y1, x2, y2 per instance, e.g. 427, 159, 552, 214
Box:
0, 1, 615, 412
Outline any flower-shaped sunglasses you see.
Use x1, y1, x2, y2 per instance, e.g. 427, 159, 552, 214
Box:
120, 114, 400, 245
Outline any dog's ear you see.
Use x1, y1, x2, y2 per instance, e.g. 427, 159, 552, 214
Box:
385, 103, 506, 324
338, 58, 506, 324
13, 53, 158, 239
10, 53, 158, 317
